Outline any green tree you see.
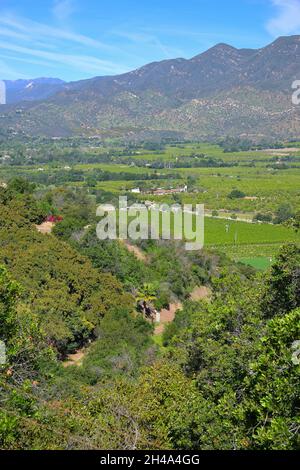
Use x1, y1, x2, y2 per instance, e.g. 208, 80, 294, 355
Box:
262, 244, 300, 317
228, 189, 246, 199
242, 308, 300, 449
0, 266, 20, 344
273, 203, 295, 225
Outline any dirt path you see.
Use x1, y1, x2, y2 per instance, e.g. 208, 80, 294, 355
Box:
62, 349, 86, 368
154, 286, 211, 336
154, 302, 182, 335
205, 213, 255, 224
190, 286, 211, 301
36, 221, 55, 234
120, 240, 148, 262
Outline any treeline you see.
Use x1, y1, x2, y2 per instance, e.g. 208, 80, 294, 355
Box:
121, 155, 237, 169
0, 138, 168, 167
9, 169, 181, 187
219, 137, 289, 152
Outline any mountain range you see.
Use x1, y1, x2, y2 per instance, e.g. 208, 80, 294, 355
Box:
1, 35, 300, 141
4, 78, 65, 104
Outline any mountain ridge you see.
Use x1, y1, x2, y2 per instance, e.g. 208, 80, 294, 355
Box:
1, 35, 300, 140
4, 78, 65, 104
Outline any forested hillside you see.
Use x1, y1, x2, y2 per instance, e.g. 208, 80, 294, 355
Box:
0, 180, 299, 450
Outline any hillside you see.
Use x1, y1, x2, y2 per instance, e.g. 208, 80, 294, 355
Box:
1, 36, 300, 140
4, 78, 65, 104
0, 180, 299, 450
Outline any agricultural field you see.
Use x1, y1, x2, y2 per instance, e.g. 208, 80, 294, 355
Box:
204, 217, 300, 267
131, 209, 300, 266
1, 139, 300, 269
204, 217, 299, 246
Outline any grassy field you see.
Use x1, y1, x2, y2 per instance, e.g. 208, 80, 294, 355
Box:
204, 217, 300, 246
204, 217, 300, 263
239, 257, 273, 270
123, 209, 299, 264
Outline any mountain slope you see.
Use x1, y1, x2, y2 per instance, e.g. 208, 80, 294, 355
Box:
4, 78, 65, 104
1, 36, 300, 140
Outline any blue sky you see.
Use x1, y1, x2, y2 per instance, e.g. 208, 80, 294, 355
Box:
0, 0, 300, 81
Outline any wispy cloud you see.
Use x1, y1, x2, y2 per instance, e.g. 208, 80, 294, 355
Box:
0, 15, 118, 52
0, 40, 125, 75
52, 0, 75, 23
0, 10, 128, 78
0, 26, 28, 41
112, 31, 183, 59
266, 0, 300, 36
0, 53, 66, 70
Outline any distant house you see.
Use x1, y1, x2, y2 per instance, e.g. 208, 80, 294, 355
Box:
0, 154, 11, 162
131, 188, 141, 194
146, 185, 188, 196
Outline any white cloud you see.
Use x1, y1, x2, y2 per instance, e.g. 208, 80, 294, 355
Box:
0, 11, 129, 78
0, 53, 59, 69
112, 31, 183, 59
52, 0, 75, 23
0, 26, 28, 41
267, 0, 300, 36
0, 40, 126, 75
0, 15, 117, 52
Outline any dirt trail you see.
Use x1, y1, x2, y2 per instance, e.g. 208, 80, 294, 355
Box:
154, 302, 182, 336
120, 240, 148, 262
264, 147, 300, 156
117, 241, 212, 337
62, 349, 86, 368
154, 286, 211, 336
36, 221, 55, 234
190, 286, 211, 302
